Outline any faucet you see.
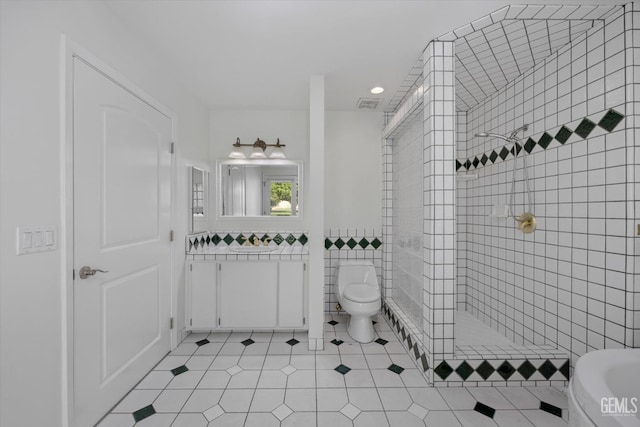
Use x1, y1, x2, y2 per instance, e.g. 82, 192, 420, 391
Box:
253, 236, 260, 246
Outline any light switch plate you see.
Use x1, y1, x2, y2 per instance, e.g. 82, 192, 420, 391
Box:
16, 226, 57, 255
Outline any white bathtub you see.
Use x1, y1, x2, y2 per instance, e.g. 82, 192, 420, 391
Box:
569, 349, 640, 427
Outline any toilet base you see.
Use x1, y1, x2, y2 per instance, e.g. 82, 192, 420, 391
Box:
347, 314, 376, 343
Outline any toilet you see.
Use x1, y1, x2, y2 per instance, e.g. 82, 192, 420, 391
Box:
334, 260, 381, 343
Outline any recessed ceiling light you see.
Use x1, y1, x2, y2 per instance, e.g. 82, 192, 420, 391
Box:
370, 86, 384, 94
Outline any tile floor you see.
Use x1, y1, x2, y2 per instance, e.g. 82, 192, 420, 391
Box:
99, 314, 569, 427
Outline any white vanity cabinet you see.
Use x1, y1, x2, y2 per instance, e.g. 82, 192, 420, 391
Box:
186, 262, 218, 329
219, 262, 278, 328
186, 260, 306, 330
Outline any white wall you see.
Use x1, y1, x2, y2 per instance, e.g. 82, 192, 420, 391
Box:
325, 111, 383, 232
0, 2, 209, 426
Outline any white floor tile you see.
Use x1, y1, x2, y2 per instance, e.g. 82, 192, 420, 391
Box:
263, 355, 290, 370
180, 389, 223, 412
286, 369, 317, 388
209, 355, 240, 370
347, 387, 384, 411
386, 411, 428, 427
495, 387, 540, 409
96, 414, 135, 427
152, 389, 192, 413
407, 387, 450, 410
112, 389, 162, 413
317, 388, 349, 411
317, 411, 354, 427
371, 369, 405, 387
249, 388, 285, 412
354, 411, 390, 427
218, 389, 254, 412
290, 354, 315, 369
520, 409, 568, 427
135, 413, 176, 427
238, 355, 266, 370
378, 387, 413, 410
280, 411, 317, 427
408, 402, 429, 419
285, 388, 317, 412
340, 354, 369, 369
493, 409, 535, 427
166, 370, 205, 389
105, 317, 571, 427
453, 410, 498, 427
272, 403, 294, 421
245, 412, 281, 427
196, 371, 230, 389
316, 369, 347, 388
165, 413, 207, 427
423, 410, 462, 427
344, 369, 376, 388
135, 371, 173, 389
525, 386, 568, 409
257, 369, 288, 388
438, 387, 477, 410
207, 412, 246, 426
185, 355, 215, 370
468, 387, 516, 410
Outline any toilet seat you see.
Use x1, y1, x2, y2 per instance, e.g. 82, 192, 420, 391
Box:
343, 284, 380, 303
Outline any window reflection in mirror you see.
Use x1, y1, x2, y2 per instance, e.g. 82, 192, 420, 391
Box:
190, 167, 208, 232
218, 160, 302, 218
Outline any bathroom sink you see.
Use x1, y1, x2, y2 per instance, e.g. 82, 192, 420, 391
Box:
228, 245, 279, 253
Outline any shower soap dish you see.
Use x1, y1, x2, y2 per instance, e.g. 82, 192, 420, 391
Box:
489, 205, 510, 218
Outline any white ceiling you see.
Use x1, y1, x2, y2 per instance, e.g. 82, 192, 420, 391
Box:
106, 0, 627, 111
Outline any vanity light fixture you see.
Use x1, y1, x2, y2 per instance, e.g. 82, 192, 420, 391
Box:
228, 137, 286, 160
370, 86, 384, 94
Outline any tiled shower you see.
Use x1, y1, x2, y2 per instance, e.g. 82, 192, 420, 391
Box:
379, 3, 640, 386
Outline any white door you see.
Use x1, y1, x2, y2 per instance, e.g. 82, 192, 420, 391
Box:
187, 262, 217, 330
72, 58, 172, 426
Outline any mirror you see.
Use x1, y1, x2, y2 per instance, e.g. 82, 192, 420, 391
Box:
190, 167, 209, 232
217, 159, 302, 218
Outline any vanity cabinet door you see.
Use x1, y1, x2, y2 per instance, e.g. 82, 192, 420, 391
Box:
278, 262, 305, 327
219, 262, 278, 328
187, 262, 217, 330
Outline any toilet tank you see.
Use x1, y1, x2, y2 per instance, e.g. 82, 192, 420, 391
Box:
335, 260, 378, 295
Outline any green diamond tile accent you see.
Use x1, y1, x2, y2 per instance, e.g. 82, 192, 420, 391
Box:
273, 234, 284, 245
537, 132, 553, 149
334, 238, 345, 249
598, 109, 624, 132
371, 238, 382, 249
325, 238, 333, 249
298, 234, 308, 245
574, 118, 596, 139
285, 234, 296, 245
223, 234, 234, 245
260, 234, 270, 243
212, 234, 221, 245
358, 238, 369, 249
455, 361, 474, 380
133, 405, 156, 423
346, 238, 357, 249
235, 234, 246, 245
555, 126, 572, 144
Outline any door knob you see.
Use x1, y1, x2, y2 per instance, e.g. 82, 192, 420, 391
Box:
79, 266, 109, 279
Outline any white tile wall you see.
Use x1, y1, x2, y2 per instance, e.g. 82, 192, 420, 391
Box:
422, 40, 457, 364
459, 5, 637, 366
324, 229, 383, 314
